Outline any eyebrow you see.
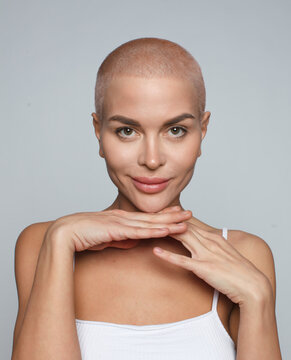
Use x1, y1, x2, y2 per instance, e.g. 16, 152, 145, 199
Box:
107, 113, 196, 127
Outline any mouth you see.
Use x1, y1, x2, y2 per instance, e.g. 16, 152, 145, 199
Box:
131, 177, 170, 194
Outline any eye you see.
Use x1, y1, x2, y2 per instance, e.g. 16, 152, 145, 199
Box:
115, 126, 188, 139
168, 126, 187, 138
115, 127, 136, 138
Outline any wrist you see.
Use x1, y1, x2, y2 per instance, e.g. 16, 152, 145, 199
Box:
44, 222, 75, 255
239, 276, 274, 313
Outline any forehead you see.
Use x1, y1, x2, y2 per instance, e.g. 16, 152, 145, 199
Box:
103, 76, 199, 120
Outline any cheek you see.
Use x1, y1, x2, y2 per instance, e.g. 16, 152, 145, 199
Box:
171, 138, 201, 167
102, 136, 136, 171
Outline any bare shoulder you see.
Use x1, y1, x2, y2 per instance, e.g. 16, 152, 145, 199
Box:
15, 220, 55, 250
227, 229, 276, 298
14, 220, 55, 299
13, 220, 55, 349
14, 220, 56, 300
14, 220, 55, 301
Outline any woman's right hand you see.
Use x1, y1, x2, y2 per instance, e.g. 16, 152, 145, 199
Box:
46, 206, 192, 253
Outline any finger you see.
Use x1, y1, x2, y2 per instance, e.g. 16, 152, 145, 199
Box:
120, 217, 188, 234
153, 247, 198, 272
189, 225, 225, 242
157, 206, 182, 213
193, 227, 238, 257
122, 225, 171, 240
127, 209, 192, 223
169, 228, 207, 256
190, 227, 227, 254
153, 247, 210, 282
194, 227, 225, 244
182, 223, 221, 247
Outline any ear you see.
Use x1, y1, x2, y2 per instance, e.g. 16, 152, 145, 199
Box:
91, 112, 105, 158
198, 111, 211, 157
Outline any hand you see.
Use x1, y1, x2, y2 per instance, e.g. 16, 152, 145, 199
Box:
47, 206, 192, 253
152, 222, 268, 306
95, 206, 189, 251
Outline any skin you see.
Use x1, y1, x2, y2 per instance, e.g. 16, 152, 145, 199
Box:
75, 77, 233, 334
92, 76, 210, 250
11, 73, 280, 357
87, 76, 281, 358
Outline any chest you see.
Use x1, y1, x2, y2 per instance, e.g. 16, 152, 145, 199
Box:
73, 243, 234, 338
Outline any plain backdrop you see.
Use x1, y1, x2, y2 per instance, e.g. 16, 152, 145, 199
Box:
1, 0, 290, 358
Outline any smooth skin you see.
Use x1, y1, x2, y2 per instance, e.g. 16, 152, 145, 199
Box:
12, 206, 191, 359
12, 76, 281, 359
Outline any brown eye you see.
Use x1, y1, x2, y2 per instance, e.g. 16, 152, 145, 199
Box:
168, 126, 187, 138
115, 127, 136, 138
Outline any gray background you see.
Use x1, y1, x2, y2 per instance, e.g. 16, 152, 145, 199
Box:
1, 0, 290, 358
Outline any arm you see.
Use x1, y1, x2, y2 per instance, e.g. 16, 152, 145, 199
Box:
237, 285, 281, 359
12, 223, 81, 360
232, 233, 282, 359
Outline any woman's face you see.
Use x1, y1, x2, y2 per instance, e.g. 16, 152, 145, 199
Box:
92, 76, 210, 213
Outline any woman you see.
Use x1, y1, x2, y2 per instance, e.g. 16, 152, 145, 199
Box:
12, 37, 282, 359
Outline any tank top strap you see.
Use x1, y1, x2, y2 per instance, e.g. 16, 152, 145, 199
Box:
222, 227, 228, 240
212, 227, 228, 312
211, 289, 219, 312
73, 252, 75, 272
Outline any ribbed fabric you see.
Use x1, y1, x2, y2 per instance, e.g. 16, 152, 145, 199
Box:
75, 227, 236, 359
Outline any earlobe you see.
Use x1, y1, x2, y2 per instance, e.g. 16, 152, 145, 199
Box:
99, 147, 105, 158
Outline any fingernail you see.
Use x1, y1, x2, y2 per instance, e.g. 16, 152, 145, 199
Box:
169, 206, 180, 211
154, 247, 163, 254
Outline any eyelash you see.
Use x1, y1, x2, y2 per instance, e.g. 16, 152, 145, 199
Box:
115, 126, 188, 139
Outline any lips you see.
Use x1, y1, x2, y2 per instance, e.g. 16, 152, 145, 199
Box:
132, 176, 169, 184
131, 177, 170, 194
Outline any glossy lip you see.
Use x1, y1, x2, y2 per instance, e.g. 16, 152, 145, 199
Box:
131, 177, 170, 194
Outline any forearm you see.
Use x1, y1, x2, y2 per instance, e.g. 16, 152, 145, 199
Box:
236, 281, 282, 360
12, 228, 81, 360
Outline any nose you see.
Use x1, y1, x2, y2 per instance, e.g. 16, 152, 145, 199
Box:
137, 134, 166, 170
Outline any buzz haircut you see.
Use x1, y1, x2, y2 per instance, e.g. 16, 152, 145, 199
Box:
94, 37, 206, 122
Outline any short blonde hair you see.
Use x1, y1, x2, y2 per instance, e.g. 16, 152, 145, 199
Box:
94, 37, 206, 121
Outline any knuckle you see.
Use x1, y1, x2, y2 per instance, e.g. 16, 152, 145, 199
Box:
180, 256, 189, 265
132, 226, 143, 236
207, 240, 220, 251
213, 233, 223, 242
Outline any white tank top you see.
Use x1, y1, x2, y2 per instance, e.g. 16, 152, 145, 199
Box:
74, 227, 236, 359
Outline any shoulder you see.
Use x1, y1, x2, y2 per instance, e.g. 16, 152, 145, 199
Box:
12, 220, 55, 349
14, 220, 56, 288
227, 229, 276, 298
14, 220, 56, 289
15, 220, 55, 253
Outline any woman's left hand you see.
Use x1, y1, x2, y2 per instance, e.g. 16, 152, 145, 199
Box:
153, 221, 269, 306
